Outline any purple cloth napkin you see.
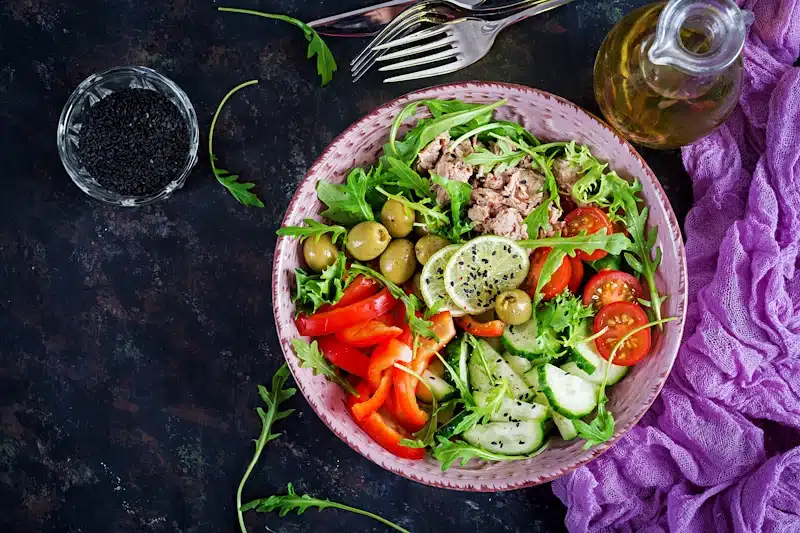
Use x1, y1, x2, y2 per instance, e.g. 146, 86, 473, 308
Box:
552, 1, 800, 531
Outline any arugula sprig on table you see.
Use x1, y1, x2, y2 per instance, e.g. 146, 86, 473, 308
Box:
566, 142, 667, 321
218, 8, 336, 86
236, 365, 296, 533
291, 338, 359, 396
243, 483, 412, 533
209, 80, 265, 207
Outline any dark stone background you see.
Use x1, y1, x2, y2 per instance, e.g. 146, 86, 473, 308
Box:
0, 1, 691, 532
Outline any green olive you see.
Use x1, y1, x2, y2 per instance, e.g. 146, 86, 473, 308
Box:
302, 234, 338, 272
346, 221, 391, 261
380, 199, 415, 238
414, 211, 431, 236
379, 239, 417, 285
495, 289, 533, 325
415, 235, 451, 266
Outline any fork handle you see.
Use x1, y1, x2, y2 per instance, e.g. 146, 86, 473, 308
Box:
489, 0, 576, 31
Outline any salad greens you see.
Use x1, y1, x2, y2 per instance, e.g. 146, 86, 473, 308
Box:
276, 219, 347, 244
432, 436, 538, 470
292, 253, 347, 314
291, 339, 359, 396
431, 174, 473, 242
209, 80, 265, 207
243, 483, 411, 533
236, 365, 296, 533
217, 8, 337, 86
317, 168, 376, 225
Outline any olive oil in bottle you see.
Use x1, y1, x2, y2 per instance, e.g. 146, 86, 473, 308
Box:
594, 0, 752, 149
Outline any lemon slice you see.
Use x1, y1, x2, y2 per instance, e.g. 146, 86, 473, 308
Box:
420, 244, 467, 318
443, 236, 530, 315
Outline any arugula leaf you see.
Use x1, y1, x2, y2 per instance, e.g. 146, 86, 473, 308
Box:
375, 186, 447, 227
243, 483, 411, 533
435, 351, 473, 407
447, 379, 510, 437
291, 339, 359, 396
523, 153, 560, 238
209, 80, 264, 207
388, 103, 420, 158
348, 264, 436, 339
465, 334, 496, 383
432, 436, 531, 470
235, 365, 296, 533
518, 230, 632, 257
383, 157, 431, 199
317, 168, 375, 225
276, 219, 346, 244
218, 8, 336, 86
565, 142, 666, 322
292, 253, 347, 314
463, 141, 527, 174
431, 174, 473, 242
423, 99, 488, 117
544, 293, 594, 345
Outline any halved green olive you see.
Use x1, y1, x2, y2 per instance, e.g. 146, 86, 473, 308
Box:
380, 199, 415, 238
346, 221, 391, 261
303, 234, 338, 272
495, 289, 533, 325
379, 239, 417, 285
415, 235, 451, 266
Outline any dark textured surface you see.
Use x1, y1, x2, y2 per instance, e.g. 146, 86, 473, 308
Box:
0, 1, 692, 532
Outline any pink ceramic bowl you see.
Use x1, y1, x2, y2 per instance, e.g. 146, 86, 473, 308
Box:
272, 82, 688, 492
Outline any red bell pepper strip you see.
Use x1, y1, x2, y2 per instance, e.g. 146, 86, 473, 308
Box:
317, 275, 380, 313
316, 336, 371, 379
295, 288, 398, 337
350, 373, 392, 421
335, 319, 403, 348
347, 382, 425, 460
455, 316, 505, 337
368, 339, 413, 388
392, 311, 456, 431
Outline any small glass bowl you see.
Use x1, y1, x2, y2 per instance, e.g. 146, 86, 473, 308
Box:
57, 66, 200, 207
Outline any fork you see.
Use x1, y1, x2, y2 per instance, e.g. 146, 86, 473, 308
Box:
369, 0, 576, 83
350, 0, 548, 82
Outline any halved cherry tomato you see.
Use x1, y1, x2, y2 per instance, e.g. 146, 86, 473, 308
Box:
295, 288, 397, 337
392, 312, 456, 431
525, 247, 572, 301
455, 316, 505, 337
593, 301, 651, 365
335, 319, 403, 348
564, 207, 614, 261
316, 336, 370, 379
583, 270, 644, 309
318, 275, 380, 313
567, 257, 584, 294
368, 339, 413, 388
347, 382, 425, 460
350, 373, 393, 421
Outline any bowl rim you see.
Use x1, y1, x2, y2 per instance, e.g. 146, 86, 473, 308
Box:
56, 65, 200, 207
272, 81, 688, 491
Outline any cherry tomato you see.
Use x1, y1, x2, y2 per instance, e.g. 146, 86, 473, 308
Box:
563, 207, 614, 261
593, 301, 651, 365
583, 270, 644, 309
567, 257, 584, 294
525, 247, 571, 301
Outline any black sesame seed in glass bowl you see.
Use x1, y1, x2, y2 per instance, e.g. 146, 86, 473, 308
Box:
57, 66, 199, 206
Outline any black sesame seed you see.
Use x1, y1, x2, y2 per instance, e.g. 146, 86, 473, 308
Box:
519, 440, 525, 445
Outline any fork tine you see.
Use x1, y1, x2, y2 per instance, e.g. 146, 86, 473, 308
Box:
349, 3, 430, 67
383, 59, 466, 83
351, 13, 426, 73
373, 25, 452, 51
378, 49, 460, 72
352, 23, 420, 81
376, 34, 457, 62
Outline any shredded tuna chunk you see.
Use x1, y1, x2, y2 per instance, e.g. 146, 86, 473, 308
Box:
467, 166, 547, 239
428, 140, 475, 205
552, 158, 582, 194
484, 208, 528, 241
416, 132, 449, 172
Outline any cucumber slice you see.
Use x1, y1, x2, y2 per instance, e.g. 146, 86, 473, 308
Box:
444, 335, 470, 388
463, 420, 546, 455
444, 236, 530, 314
504, 354, 533, 376
420, 244, 467, 317
531, 392, 578, 440
501, 319, 538, 357
416, 370, 457, 403
538, 363, 598, 419
474, 391, 549, 423
523, 366, 541, 391
469, 351, 493, 393
563, 338, 628, 386
478, 340, 531, 399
